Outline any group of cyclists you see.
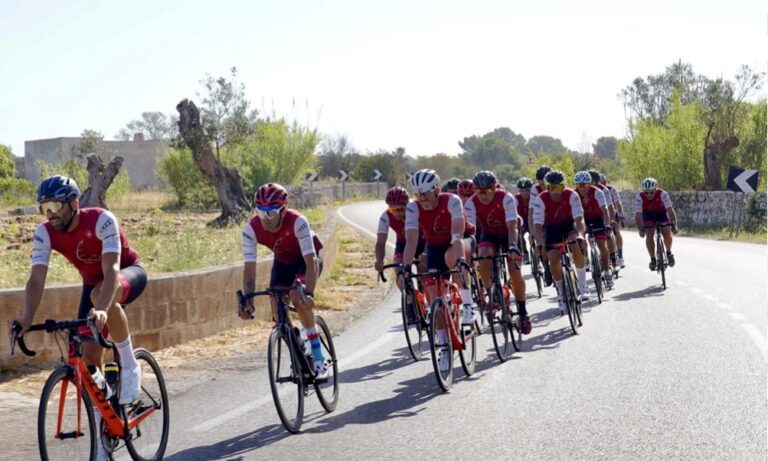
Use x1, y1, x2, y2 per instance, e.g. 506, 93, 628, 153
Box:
9, 169, 679, 453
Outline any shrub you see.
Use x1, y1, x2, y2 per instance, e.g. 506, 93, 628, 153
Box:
156, 147, 218, 209
0, 177, 36, 205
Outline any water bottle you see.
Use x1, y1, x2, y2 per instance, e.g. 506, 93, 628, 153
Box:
104, 362, 119, 388
298, 327, 312, 357
87, 365, 113, 399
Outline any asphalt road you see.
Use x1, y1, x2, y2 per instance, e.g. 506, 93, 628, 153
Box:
6, 201, 766, 460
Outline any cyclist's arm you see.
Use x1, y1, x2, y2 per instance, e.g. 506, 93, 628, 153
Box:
611, 188, 624, 214
667, 207, 677, 228
570, 192, 586, 236
403, 202, 420, 267
574, 216, 586, 236
241, 222, 258, 302
595, 189, 610, 227
375, 212, 390, 269
531, 195, 546, 245
96, 252, 120, 311
303, 252, 318, 295
448, 195, 466, 261
20, 265, 48, 333
294, 216, 318, 294
503, 192, 519, 249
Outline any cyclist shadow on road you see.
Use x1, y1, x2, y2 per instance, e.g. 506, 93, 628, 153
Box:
611, 285, 666, 301
162, 423, 293, 460
525, 325, 573, 351
340, 348, 416, 383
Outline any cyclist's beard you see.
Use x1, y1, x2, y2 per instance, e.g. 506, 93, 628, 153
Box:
419, 195, 437, 210
49, 205, 76, 232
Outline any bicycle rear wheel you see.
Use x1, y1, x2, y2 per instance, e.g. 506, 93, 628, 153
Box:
313, 315, 339, 412
429, 299, 454, 391
531, 249, 543, 298
470, 270, 487, 327
124, 348, 170, 461
267, 327, 304, 433
38, 366, 96, 461
401, 285, 426, 361
590, 244, 603, 303
657, 235, 667, 290
488, 283, 514, 361
564, 268, 580, 335
458, 304, 477, 377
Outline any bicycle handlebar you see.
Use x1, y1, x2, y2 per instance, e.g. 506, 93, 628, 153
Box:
377, 262, 404, 283
237, 282, 307, 306
10, 319, 112, 357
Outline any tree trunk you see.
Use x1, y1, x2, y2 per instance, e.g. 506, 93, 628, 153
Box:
703, 122, 740, 190
176, 99, 251, 226
79, 154, 124, 209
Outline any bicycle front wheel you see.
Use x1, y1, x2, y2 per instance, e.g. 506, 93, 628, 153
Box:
657, 236, 667, 290
531, 250, 543, 298
590, 246, 603, 303
38, 366, 96, 461
488, 283, 514, 362
564, 269, 580, 335
313, 315, 339, 412
429, 299, 454, 391
124, 348, 170, 461
267, 327, 304, 433
401, 286, 426, 361
458, 304, 477, 377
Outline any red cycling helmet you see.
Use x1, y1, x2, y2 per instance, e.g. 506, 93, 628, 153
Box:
254, 183, 288, 209
457, 179, 475, 197
385, 186, 409, 206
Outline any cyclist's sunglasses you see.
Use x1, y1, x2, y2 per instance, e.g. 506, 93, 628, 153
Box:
547, 184, 565, 192
39, 200, 65, 215
576, 183, 590, 188
256, 206, 284, 219
477, 187, 494, 194
388, 206, 406, 213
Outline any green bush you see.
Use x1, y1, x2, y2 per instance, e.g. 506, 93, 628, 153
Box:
156, 147, 218, 209
0, 177, 36, 205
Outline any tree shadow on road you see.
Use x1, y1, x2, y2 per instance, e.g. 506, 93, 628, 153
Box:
163, 423, 292, 460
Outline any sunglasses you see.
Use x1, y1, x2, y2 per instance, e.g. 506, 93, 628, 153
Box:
388, 206, 406, 213
547, 184, 565, 192
256, 206, 284, 219
577, 183, 590, 188
39, 201, 65, 215
477, 187, 494, 194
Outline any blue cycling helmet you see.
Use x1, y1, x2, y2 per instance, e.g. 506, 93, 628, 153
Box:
574, 171, 592, 184
37, 175, 80, 203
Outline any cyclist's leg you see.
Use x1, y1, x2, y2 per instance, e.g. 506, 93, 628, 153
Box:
660, 217, 673, 252
444, 242, 476, 321
477, 232, 496, 289
612, 219, 625, 263
643, 212, 656, 259
544, 225, 566, 310
393, 243, 405, 291
567, 229, 588, 296
78, 285, 104, 367
504, 237, 531, 332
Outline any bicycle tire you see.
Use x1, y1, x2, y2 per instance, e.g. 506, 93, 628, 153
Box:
313, 315, 339, 412
488, 283, 514, 361
657, 234, 667, 290
590, 242, 603, 303
429, 298, 453, 391
572, 270, 584, 325
401, 285, 426, 361
38, 366, 96, 461
470, 270, 487, 327
458, 300, 477, 377
125, 348, 170, 461
564, 268, 580, 335
531, 247, 543, 298
267, 327, 304, 433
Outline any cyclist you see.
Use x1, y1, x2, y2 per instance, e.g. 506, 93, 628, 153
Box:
599, 173, 626, 268
375, 186, 426, 288
11, 175, 146, 459
402, 169, 475, 370
574, 171, 613, 289
634, 177, 678, 270
240, 183, 328, 379
465, 171, 532, 334
457, 179, 475, 205
530, 165, 553, 285
532, 170, 590, 312
442, 178, 460, 194
515, 177, 534, 264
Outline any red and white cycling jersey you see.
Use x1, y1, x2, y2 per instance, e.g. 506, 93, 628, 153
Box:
532, 188, 584, 226
595, 184, 613, 207
634, 188, 673, 214
242, 209, 317, 264
31, 208, 139, 285
529, 183, 546, 211
515, 193, 529, 221
577, 186, 608, 219
405, 193, 464, 246
606, 185, 622, 209
377, 209, 407, 244
464, 190, 518, 237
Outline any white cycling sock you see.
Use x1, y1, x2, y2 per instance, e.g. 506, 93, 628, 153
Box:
577, 267, 587, 288
116, 336, 139, 369
459, 288, 473, 305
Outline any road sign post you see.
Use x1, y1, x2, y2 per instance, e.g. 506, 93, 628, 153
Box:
339, 170, 349, 201
726, 166, 759, 237
306, 171, 318, 190
373, 169, 383, 196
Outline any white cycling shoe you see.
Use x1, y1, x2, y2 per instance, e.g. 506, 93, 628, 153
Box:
119, 364, 142, 405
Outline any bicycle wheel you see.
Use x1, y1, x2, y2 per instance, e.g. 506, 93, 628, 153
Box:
313, 316, 339, 412
507, 295, 522, 352
488, 283, 514, 361
563, 268, 580, 335
125, 348, 170, 461
429, 298, 453, 391
531, 249, 543, 298
458, 302, 477, 377
657, 235, 667, 290
38, 366, 96, 461
401, 285, 426, 361
572, 270, 584, 325
590, 244, 603, 303
267, 327, 304, 433
470, 270, 487, 327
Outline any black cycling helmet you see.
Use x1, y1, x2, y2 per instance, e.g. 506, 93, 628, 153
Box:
516, 177, 534, 190
535, 165, 552, 181
442, 178, 460, 193
588, 169, 601, 185
544, 170, 565, 186
37, 175, 80, 203
472, 170, 497, 189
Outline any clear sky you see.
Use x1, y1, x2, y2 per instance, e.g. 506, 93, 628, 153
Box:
1, 0, 764, 158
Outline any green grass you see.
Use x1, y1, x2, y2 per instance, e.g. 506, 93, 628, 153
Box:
679, 226, 766, 244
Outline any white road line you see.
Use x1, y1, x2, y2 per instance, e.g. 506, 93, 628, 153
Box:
337, 205, 395, 249
717, 303, 733, 310
674, 280, 688, 287
702, 294, 717, 302
729, 312, 746, 321
740, 324, 768, 360
689, 287, 704, 294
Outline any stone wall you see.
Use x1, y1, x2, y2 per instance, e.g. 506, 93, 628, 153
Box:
0, 213, 339, 370
24, 137, 167, 189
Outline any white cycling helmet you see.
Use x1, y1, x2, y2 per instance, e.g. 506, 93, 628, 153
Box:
641, 177, 657, 192
574, 171, 592, 184
410, 169, 440, 193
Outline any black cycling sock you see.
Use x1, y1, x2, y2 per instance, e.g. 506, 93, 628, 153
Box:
618, 249, 623, 258
516, 300, 527, 317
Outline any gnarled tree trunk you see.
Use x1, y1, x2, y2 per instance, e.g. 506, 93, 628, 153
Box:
80, 153, 124, 209
703, 122, 740, 191
176, 99, 250, 226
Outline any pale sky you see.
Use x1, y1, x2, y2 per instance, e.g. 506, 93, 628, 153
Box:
1, 0, 764, 158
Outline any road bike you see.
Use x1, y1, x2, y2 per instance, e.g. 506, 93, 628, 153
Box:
379, 263, 428, 361
237, 284, 338, 433
527, 234, 545, 298
653, 223, 670, 290
555, 240, 583, 335
10, 319, 169, 461
585, 228, 604, 304
473, 251, 521, 362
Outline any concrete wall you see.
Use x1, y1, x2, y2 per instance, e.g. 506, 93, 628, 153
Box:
24, 137, 167, 189
0, 213, 339, 370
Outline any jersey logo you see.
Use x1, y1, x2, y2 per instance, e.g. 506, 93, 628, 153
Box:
76, 240, 101, 264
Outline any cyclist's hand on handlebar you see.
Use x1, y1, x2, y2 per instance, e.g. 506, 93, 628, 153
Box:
508, 243, 522, 257
639, 229, 646, 238
9, 318, 30, 339
88, 308, 108, 331
398, 264, 412, 276
374, 260, 384, 272
238, 302, 255, 320
671, 224, 678, 235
